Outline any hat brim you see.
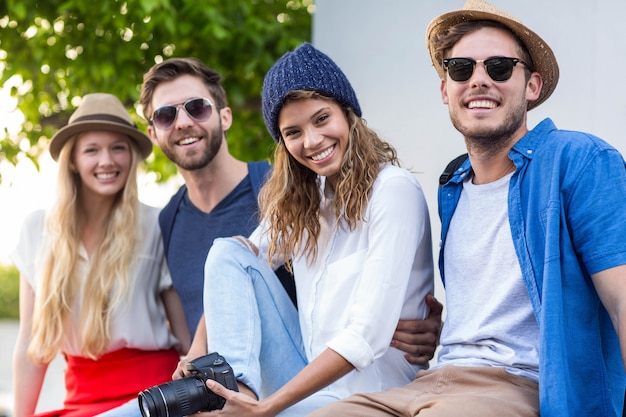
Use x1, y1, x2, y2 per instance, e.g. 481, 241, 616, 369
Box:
49, 120, 153, 161
426, 9, 559, 110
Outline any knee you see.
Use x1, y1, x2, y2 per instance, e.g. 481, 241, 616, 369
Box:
204, 237, 259, 282
205, 238, 236, 267
207, 236, 255, 261
232, 236, 259, 256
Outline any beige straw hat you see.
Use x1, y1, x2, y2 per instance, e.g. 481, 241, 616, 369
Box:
426, 0, 559, 110
49, 93, 153, 161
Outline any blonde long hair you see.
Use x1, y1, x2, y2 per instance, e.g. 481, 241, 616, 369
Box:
28, 135, 140, 363
258, 91, 399, 267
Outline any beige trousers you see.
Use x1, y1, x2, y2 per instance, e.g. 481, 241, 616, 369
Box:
307, 365, 539, 417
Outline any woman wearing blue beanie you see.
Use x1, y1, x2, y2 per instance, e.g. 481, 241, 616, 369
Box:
201, 42, 435, 416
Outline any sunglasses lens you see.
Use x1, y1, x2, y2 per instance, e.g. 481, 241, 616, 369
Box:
446, 58, 475, 82
184, 98, 212, 121
152, 106, 178, 129
151, 98, 213, 129
485, 58, 514, 82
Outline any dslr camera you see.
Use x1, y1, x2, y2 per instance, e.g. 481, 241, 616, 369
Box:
138, 352, 238, 417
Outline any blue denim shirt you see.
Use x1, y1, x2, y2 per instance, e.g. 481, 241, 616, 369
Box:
438, 118, 626, 416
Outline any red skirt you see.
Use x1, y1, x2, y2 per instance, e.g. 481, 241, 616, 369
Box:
32, 347, 180, 417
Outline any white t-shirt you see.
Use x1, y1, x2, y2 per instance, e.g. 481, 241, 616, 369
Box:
436, 173, 539, 382
251, 164, 434, 397
10, 203, 181, 356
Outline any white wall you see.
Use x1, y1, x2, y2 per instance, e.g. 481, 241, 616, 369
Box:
313, 0, 626, 313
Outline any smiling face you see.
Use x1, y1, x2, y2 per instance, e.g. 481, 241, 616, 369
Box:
72, 131, 132, 200
279, 97, 350, 188
147, 74, 232, 172
441, 26, 542, 154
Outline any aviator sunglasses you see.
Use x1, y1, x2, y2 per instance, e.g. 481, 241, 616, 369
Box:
150, 97, 213, 130
442, 57, 532, 82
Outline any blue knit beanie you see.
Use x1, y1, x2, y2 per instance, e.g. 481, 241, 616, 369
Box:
262, 42, 362, 143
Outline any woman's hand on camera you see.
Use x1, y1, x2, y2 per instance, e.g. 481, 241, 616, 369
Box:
198, 380, 267, 416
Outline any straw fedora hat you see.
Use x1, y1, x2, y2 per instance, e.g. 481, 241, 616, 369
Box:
49, 93, 153, 161
426, 0, 559, 110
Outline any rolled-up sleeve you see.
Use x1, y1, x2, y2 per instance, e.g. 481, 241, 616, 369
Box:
325, 169, 431, 370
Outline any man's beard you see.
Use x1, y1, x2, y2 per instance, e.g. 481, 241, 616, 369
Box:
450, 100, 526, 158
162, 123, 224, 171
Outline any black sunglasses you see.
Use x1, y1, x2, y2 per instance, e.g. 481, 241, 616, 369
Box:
150, 97, 213, 130
442, 57, 532, 82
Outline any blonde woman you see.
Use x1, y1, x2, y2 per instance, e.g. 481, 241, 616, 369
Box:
11, 93, 190, 417
198, 43, 435, 417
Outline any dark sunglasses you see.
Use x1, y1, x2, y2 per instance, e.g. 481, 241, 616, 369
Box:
150, 97, 213, 130
442, 57, 532, 82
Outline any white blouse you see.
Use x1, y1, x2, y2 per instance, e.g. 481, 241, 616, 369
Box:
11, 203, 181, 356
251, 164, 434, 397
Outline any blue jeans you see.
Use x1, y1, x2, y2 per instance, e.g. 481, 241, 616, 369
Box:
205, 237, 342, 414
99, 237, 340, 417
94, 399, 139, 417
203, 237, 307, 398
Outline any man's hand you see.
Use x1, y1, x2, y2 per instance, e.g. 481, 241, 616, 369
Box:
173, 316, 209, 380
391, 294, 443, 365
172, 357, 191, 380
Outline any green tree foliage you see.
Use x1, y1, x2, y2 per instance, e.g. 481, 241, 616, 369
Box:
0, 0, 313, 181
0, 263, 19, 319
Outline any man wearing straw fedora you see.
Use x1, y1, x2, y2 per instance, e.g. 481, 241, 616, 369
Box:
309, 1, 626, 416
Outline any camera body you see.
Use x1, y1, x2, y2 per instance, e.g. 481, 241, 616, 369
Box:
138, 352, 238, 417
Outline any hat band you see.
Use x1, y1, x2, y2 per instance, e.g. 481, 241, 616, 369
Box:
73, 114, 137, 128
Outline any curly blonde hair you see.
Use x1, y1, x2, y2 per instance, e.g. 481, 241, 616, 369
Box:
258, 90, 399, 267
28, 135, 140, 363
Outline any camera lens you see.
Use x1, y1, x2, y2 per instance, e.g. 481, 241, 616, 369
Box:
138, 377, 210, 417
139, 396, 153, 417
